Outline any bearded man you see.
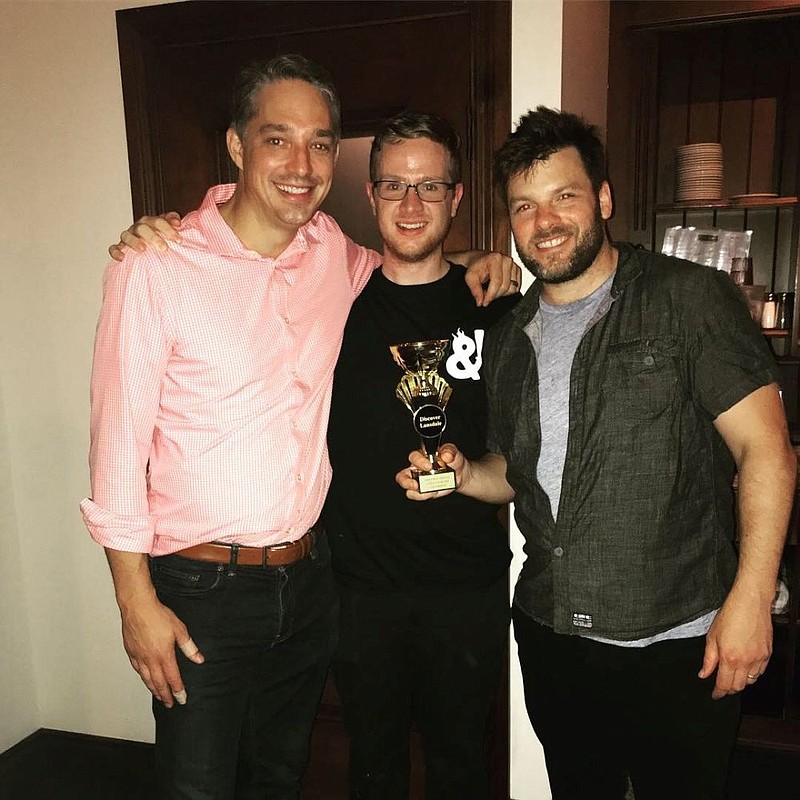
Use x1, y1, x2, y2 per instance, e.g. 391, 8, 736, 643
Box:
397, 106, 797, 800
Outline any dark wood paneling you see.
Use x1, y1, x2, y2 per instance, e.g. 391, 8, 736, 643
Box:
116, 1, 511, 253
718, 24, 754, 198
615, 0, 800, 30
655, 38, 691, 208
686, 28, 724, 144
609, 8, 800, 270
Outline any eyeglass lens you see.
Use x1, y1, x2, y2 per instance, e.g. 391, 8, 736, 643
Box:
375, 181, 452, 202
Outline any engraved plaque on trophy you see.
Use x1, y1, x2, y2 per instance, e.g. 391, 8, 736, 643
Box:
390, 338, 456, 493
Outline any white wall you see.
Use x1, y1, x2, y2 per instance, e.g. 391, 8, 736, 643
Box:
0, 383, 37, 751
508, 4, 563, 797
0, 0, 160, 747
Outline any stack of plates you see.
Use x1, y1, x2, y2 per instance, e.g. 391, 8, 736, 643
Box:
674, 143, 723, 203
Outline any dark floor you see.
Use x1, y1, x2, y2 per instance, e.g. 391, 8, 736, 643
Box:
0, 720, 423, 800
0, 725, 797, 799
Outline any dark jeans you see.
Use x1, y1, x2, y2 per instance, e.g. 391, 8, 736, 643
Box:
333, 576, 510, 800
149, 534, 339, 800
512, 607, 741, 800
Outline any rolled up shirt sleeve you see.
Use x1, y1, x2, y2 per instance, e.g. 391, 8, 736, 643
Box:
80, 254, 173, 553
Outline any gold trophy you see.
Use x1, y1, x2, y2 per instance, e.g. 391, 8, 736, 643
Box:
390, 339, 456, 493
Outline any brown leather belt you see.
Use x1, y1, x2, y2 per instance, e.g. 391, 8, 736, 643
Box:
173, 527, 318, 567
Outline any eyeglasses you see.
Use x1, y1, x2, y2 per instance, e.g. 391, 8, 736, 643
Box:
372, 180, 456, 203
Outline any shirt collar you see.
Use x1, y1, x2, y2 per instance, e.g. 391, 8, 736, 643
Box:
197, 183, 319, 262
509, 242, 644, 329
609, 242, 643, 298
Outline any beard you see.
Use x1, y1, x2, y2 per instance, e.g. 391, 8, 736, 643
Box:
382, 217, 453, 265
383, 235, 442, 264
516, 206, 606, 285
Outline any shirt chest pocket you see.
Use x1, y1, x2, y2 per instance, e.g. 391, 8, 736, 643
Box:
601, 338, 681, 421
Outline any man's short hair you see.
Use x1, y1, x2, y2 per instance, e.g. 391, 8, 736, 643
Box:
492, 106, 606, 200
230, 54, 341, 141
369, 112, 462, 184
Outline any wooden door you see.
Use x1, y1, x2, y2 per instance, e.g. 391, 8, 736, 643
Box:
115, 2, 511, 797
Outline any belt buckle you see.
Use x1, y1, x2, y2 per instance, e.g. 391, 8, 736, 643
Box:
263, 538, 294, 568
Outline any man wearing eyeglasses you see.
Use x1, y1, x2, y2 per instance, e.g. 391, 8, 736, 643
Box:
323, 112, 518, 800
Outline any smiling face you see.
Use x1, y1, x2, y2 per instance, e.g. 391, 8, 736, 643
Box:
226, 78, 338, 239
508, 146, 612, 286
367, 137, 463, 271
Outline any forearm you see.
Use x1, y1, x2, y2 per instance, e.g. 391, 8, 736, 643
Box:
103, 547, 201, 706
105, 548, 158, 614
732, 441, 796, 605
460, 452, 515, 504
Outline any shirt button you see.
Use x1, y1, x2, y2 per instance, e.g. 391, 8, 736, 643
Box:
643, 355, 655, 367
553, 546, 564, 557
283, 315, 290, 324
296, 474, 303, 483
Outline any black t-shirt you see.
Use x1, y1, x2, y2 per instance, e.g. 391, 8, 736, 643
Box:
323, 263, 518, 593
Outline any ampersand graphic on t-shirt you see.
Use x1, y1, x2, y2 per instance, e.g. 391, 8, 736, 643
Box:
446, 328, 484, 381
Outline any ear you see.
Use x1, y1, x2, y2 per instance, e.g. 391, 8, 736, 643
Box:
449, 183, 465, 219
365, 181, 377, 216
598, 181, 613, 221
227, 127, 244, 171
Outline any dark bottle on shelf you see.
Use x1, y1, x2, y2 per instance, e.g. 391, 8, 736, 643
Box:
777, 293, 795, 330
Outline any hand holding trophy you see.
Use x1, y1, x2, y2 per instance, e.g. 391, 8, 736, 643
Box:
390, 339, 456, 493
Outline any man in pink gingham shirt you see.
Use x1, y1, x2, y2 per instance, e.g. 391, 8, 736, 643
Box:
83, 56, 370, 799
83, 54, 516, 799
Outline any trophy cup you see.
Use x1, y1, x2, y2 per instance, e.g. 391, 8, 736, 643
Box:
390, 339, 456, 493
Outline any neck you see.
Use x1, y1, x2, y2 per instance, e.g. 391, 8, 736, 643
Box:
539, 242, 619, 305
381, 251, 449, 286
218, 188, 297, 259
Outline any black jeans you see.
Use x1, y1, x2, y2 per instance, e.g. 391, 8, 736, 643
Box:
512, 607, 741, 800
333, 576, 510, 800
149, 534, 339, 800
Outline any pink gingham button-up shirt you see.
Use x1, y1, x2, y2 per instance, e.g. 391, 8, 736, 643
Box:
81, 184, 379, 556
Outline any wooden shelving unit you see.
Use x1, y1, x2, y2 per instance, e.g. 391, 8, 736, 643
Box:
607, 2, 800, 751
655, 197, 800, 212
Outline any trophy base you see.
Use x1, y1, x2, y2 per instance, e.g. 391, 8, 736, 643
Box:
413, 466, 456, 494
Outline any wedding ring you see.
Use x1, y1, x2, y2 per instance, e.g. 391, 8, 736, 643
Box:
510, 279, 520, 287
746, 674, 759, 681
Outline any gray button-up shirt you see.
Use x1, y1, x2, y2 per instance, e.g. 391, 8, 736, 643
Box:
485, 243, 778, 639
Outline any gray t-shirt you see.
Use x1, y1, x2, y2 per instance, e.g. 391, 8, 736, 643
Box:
534, 280, 610, 519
